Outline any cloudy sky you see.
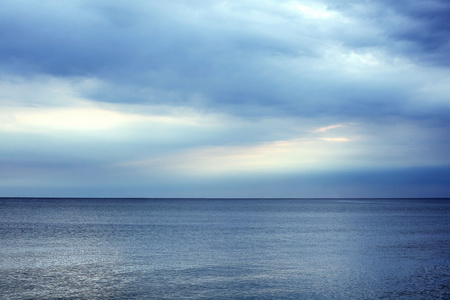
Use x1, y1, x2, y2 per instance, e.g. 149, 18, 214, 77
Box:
1, 0, 449, 198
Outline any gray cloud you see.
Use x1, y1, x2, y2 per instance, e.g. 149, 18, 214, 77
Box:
1, 0, 449, 119
2, 0, 447, 119
328, 0, 450, 66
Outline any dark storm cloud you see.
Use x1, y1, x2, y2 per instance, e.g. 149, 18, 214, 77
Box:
381, 0, 450, 59
329, 0, 450, 66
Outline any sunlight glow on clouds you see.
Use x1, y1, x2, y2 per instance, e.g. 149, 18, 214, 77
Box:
0, 106, 143, 132
319, 137, 350, 142
118, 137, 358, 177
0, 76, 230, 136
0, 104, 226, 134
288, 1, 337, 19
314, 123, 346, 133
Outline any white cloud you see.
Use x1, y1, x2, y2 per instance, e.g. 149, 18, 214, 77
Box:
319, 137, 351, 142
0, 106, 144, 132
314, 123, 345, 133
288, 1, 338, 19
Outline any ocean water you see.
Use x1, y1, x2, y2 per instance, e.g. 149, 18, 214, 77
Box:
0, 198, 449, 299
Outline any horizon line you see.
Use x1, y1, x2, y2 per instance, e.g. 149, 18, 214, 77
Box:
1, 197, 449, 200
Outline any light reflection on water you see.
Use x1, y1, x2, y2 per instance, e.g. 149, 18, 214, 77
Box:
1, 198, 449, 299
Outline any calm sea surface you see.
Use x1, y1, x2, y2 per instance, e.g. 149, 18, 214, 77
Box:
0, 198, 449, 299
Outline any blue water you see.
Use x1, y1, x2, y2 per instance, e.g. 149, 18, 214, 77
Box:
0, 198, 449, 299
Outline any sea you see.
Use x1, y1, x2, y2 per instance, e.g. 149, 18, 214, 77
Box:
0, 198, 449, 299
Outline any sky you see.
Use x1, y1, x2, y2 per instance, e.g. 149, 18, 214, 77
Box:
1, 0, 450, 198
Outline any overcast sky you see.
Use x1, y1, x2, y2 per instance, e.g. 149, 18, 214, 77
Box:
1, 0, 449, 197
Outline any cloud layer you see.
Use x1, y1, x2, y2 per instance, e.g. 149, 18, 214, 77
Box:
1, 0, 449, 197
